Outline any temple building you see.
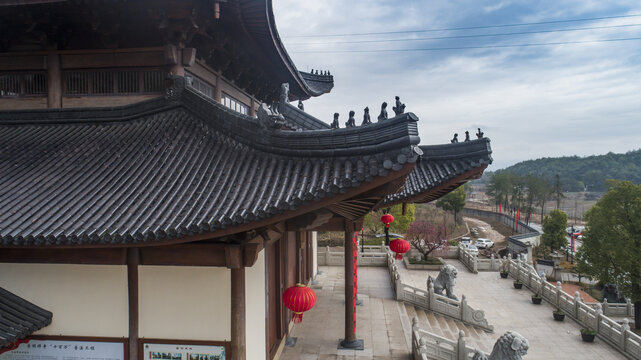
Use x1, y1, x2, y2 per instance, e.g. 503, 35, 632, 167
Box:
0, 1, 492, 360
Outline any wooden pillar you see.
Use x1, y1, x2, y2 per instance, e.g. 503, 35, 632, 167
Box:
340, 220, 362, 349
214, 73, 222, 103
231, 268, 246, 360
127, 248, 140, 360
249, 98, 256, 117
47, 54, 61, 108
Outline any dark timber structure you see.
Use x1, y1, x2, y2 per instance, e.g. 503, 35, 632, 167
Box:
0, 1, 492, 359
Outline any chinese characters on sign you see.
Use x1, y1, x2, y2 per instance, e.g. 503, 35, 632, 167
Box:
0, 340, 124, 360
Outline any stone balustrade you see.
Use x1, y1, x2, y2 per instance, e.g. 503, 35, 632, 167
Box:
508, 257, 641, 360
411, 317, 481, 360
317, 244, 388, 266
387, 250, 494, 332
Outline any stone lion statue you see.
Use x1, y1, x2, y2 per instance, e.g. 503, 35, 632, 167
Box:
427, 264, 458, 300
473, 331, 529, 360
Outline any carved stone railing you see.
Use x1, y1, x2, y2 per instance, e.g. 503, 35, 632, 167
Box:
411, 317, 483, 360
317, 244, 387, 266
387, 251, 494, 332
508, 258, 641, 360
458, 245, 501, 274
603, 299, 636, 318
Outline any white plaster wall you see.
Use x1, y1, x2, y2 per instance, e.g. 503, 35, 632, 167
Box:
311, 231, 318, 278
0, 263, 128, 337
245, 250, 266, 360
138, 266, 230, 341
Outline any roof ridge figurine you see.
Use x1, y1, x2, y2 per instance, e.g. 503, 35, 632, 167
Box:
298, 100, 304, 111
392, 96, 405, 116
361, 107, 371, 126
345, 110, 356, 128
451, 133, 459, 143
465, 131, 470, 142
477, 128, 484, 139
377, 102, 388, 122
331, 112, 340, 129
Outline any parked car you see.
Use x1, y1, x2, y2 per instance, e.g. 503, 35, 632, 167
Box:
462, 243, 479, 255
460, 236, 471, 244
475, 238, 494, 249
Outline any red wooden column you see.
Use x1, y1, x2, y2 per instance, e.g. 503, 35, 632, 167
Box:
339, 220, 363, 349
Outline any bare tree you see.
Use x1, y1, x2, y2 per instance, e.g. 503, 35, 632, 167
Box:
406, 221, 449, 260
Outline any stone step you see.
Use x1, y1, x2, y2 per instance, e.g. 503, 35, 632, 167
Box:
405, 304, 493, 353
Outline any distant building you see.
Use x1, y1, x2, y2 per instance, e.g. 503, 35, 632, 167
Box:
0, 1, 492, 360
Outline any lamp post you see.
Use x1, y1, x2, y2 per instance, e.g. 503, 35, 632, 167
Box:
380, 214, 394, 246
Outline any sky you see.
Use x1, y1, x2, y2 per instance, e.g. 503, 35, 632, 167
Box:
272, 0, 641, 170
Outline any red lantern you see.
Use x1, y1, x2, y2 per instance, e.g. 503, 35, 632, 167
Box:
389, 238, 410, 260
381, 214, 394, 228
282, 283, 317, 323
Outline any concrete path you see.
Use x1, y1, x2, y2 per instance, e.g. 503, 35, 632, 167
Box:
398, 259, 625, 360
280, 266, 411, 360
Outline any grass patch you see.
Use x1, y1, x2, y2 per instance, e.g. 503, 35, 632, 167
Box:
409, 257, 443, 265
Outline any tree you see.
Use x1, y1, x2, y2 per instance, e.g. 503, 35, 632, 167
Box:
553, 174, 565, 210
487, 172, 512, 212
541, 209, 568, 253
406, 221, 449, 260
362, 203, 415, 237
436, 185, 466, 223
524, 175, 550, 224
576, 180, 641, 329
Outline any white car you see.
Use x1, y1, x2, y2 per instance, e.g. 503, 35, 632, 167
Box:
475, 238, 494, 249
460, 236, 471, 244
462, 243, 479, 255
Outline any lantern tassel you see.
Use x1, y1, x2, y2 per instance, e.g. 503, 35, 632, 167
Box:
292, 312, 303, 324
395, 253, 403, 260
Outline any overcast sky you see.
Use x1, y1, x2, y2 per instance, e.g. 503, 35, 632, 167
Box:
273, 0, 641, 169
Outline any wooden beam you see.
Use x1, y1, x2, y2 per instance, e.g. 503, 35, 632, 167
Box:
225, 245, 243, 269
231, 267, 246, 360
0, 248, 127, 265
140, 243, 226, 266
127, 248, 140, 360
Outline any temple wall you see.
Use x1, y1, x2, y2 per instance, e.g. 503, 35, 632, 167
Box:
0, 263, 129, 337
62, 95, 160, 108
138, 266, 231, 341
245, 250, 266, 360
0, 98, 47, 109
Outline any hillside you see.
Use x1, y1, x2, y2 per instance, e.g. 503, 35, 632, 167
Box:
501, 149, 641, 192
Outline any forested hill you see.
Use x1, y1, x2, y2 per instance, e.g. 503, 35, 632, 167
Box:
501, 149, 641, 192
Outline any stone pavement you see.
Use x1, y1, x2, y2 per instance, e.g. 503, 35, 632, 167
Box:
280, 266, 411, 360
398, 259, 625, 360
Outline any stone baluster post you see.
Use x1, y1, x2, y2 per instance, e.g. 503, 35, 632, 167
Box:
460, 295, 468, 323
602, 299, 609, 316
428, 282, 435, 311
527, 266, 533, 288
574, 291, 582, 320
457, 330, 467, 360
539, 273, 547, 297
473, 254, 478, 274
325, 246, 331, 266
490, 254, 495, 271
621, 318, 630, 352
627, 298, 633, 317
418, 338, 428, 356
594, 303, 603, 335
394, 268, 403, 301
556, 281, 562, 310
381, 240, 385, 251
516, 257, 522, 282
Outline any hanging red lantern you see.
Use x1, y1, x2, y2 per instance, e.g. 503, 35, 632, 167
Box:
389, 238, 410, 260
282, 283, 317, 323
380, 214, 394, 228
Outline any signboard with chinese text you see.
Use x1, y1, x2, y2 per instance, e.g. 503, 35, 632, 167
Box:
143, 343, 225, 360
0, 339, 124, 360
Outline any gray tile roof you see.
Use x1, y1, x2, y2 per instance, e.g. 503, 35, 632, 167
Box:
382, 138, 493, 205
298, 71, 334, 96
0, 80, 420, 247
0, 287, 52, 348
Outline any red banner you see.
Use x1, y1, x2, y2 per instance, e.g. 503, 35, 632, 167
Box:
352, 231, 358, 333
571, 235, 575, 253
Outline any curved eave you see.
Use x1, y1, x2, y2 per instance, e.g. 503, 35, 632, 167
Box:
0, 287, 52, 348
381, 138, 493, 207
237, 0, 333, 100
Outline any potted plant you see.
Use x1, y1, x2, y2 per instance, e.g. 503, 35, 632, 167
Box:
531, 294, 542, 304
513, 280, 523, 289
553, 309, 565, 321
580, 328, 596, 342
500, 270, 509, 278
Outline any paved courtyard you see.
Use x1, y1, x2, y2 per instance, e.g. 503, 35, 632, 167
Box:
399, 260, 625, 360
282, 261, 624, 359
